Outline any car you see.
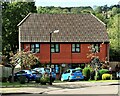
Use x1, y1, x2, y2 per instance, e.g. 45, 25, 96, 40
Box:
8, 70, 42, 83
116, 72, 120, 79
32, 67, 56, 82
61, 69, 84, 81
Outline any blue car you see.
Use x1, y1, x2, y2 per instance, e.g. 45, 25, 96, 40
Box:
61, 69, 84, 81
8, 70, 42, 83
33, 68, 56, 82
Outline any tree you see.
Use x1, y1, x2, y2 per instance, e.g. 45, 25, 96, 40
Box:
95, 6, 102, 13
37, 6, 50, 13
9, 51, 39, 82
108, 14, 120, 61
62, 9, 69, 13
50, 7, 62, 14
70, 8, 81, 14
2, 2, 37, 56
112, 7, 118, 15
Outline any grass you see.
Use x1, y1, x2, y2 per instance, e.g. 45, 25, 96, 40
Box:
1, 81, 41, 88
1, 80, 118, 88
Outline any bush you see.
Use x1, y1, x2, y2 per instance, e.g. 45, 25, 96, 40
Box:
102, 74, 112, 80
40, 73, 50, 85
2, 77, 8, 82
35, 77, 41, 83
82, 67, 91, 81
90, 70, 95, 80
99, 69, 109, 80
19, 76, 27, 84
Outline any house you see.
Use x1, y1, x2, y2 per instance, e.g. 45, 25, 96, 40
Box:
18, 13, 109, 75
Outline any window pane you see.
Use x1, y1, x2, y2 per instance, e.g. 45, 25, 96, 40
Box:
56, 44, 59, 49
56, 48, 59, 52
51, 44, 54, 48
72, 48, 75, 52
76, 48, 80, 52
35, 44, 39, 48
31, 49, 34, 53
72, 44, 75, 48
35, 48, 40, 53
31, 44, 34, 48
51, 48, 55, 52
76, 44, 80, 47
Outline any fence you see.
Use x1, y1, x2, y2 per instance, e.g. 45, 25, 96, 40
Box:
109, 62, 120, 71
0, 65, 12, 78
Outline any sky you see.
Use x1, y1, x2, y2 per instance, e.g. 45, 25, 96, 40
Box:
35, 0, 120, 7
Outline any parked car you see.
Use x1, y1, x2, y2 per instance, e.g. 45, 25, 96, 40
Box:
61, 69, 84, 81
32, 68, 56, 82
8, 70, 42, 83
116, 72, 120, 79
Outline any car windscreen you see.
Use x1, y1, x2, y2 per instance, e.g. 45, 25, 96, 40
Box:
72, 70, 81, 73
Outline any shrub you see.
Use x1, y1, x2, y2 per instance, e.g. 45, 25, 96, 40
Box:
19, 76, 27, 84
102, 74, 112, 80
90, 70, 95, 80
40, 73, 50, 85
2, 77, 8, 82
99, 69, 109, 80
82, 67, 91, 81
35, 77, 41, 83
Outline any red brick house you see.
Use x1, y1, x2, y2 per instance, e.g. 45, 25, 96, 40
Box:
18, 13, 109, 72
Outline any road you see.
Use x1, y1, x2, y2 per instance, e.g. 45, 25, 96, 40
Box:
1, 81, 120, 95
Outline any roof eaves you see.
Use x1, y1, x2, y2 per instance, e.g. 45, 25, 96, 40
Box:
91, 13, 106, 26
17, 13, 32, 26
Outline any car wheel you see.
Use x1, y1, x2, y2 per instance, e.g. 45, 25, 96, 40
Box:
68, 77, 71, 82
61, 78, 64, 81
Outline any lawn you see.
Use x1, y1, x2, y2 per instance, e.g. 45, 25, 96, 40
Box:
1, 80, 118, 88
1, 81, 41, 88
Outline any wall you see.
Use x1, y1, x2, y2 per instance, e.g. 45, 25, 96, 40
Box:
22, 43, 108, 64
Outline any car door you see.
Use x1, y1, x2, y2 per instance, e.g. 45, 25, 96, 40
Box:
62, 70, 71, 80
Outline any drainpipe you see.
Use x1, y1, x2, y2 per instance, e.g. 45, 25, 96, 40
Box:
19, 27, 21, 51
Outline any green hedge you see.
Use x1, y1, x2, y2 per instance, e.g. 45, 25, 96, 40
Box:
82, 67, 91, 81
40, 73, 50, 85
98, 69, 109, 80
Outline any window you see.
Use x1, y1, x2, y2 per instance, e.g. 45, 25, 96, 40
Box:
30, 44, 40, 53
72, 44, 80, 53
51, 44, 60, 53
91, 44, 100, 53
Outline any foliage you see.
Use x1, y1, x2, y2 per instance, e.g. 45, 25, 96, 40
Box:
19, 75, 27, 84
82, 66, 91, 81
102, 73, 112, 80
10, 51, 39, 69
98, 69, 109, 80
40, 73, 50, 85
2, 2, 37, 56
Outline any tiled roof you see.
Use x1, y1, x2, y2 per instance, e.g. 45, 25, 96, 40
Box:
18, 13, 109, 43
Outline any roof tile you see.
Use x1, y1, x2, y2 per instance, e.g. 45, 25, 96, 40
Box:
19, 13, 109, 43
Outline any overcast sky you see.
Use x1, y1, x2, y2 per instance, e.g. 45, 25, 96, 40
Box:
35, 0, 119, 7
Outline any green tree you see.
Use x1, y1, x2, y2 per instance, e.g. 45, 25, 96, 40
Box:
112, 7, 118, 15
70, 8, 81, 14
95, 6, 102, 13
108, 14, 120, 61
62, 9, 69, 13
50, 7, 62, 13
37, 6, 50, 13
2, 2, 37, 56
